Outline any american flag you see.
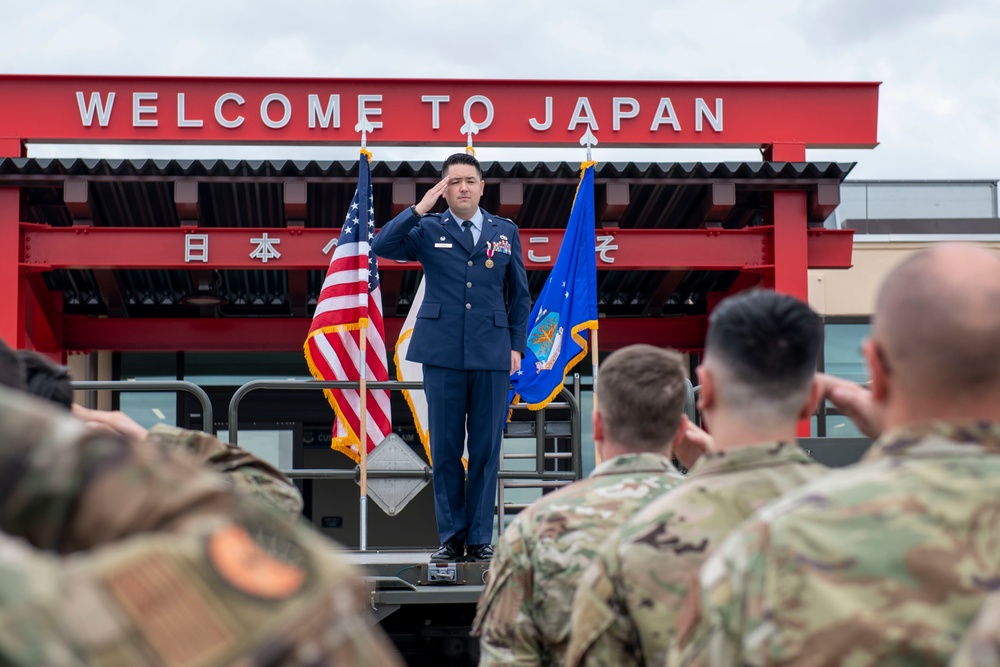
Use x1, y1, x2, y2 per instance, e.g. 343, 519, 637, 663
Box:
304, 151, 391, 462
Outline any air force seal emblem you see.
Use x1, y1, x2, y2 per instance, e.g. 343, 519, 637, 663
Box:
527, 311, 564, 372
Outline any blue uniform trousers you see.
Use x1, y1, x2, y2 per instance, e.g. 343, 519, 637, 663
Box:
424, 364, 508, 546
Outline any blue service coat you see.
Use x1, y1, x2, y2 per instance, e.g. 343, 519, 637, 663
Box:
372, 207, 530, 371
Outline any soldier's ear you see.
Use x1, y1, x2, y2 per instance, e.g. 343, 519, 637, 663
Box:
862, 338, 890, 402
799, 376, 825, 421
695, 364, 714, 413
669, 414, 690, 450
592, 407, 604, 443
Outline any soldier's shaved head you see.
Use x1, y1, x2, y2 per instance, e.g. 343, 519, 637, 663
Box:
873, 243, 1000, 400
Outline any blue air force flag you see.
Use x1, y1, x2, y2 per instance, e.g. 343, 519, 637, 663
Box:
510, 161, 598, 410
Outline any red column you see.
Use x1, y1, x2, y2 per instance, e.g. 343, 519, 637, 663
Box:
762, 141, 809, 302
763, 142, 811, 436
772, 191, 810, 302
0, 187, 25, 349
0, 137, 26, 159
0, 138, 27, 349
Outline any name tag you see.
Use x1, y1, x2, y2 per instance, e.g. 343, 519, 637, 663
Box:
434, 243, 453, 249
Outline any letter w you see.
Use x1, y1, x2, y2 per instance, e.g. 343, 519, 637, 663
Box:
76, 92, 116, 127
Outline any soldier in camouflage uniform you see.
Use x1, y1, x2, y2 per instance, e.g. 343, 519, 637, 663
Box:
567, 289, 828, 667
144, 422, 303, 520
0, 384, 403, 666
670, 243, 1000, 667
471, 344, 692, 666
951, 591, 1000, 667
0, 392, 237, 554
2, 344, 304, 522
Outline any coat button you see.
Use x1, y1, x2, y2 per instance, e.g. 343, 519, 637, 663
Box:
466, 282, 472, 288
467, 260, 473, 267
466, 303, 472, 310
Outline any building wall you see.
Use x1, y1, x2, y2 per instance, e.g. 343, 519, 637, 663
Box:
809, 241, 1000, 317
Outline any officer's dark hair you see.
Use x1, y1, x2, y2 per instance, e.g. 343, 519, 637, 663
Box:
19, 350, 74, 410
705, 289, 821, 417
0, 338, 26, 392
442, 153, 483, 180
597, 344, 687, 452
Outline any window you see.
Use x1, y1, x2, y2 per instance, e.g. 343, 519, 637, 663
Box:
817, 320, 871, 438
823, 322, 870, 385
118, 352, 178, 428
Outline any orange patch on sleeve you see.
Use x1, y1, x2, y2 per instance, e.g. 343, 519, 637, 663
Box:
208, 524, 307, 600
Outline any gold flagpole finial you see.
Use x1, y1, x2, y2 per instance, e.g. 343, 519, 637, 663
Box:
461, 120, 479, 156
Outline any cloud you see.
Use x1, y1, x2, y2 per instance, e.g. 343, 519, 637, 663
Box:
2, 0, 1000, 183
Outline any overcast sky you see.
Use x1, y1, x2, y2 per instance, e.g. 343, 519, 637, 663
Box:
3, 0, 999, 183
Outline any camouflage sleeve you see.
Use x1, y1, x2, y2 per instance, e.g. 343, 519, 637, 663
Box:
145, 424, 304, 520
567, 538, 642, 667
0, 531, 89, 666
0, 512, 404, 667
0, 398, 238, 554
668, 523, 770, 667
472, 524, 545, 666
950, 592, 1000, 667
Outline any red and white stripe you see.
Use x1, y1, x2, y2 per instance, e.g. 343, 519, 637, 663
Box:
306, 240, 392, 459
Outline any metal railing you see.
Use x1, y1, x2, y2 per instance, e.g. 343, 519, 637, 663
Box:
228, 378, 583, 548
228, 378, 581, 481
71, 380, 214, 432
497, 375, 583, 530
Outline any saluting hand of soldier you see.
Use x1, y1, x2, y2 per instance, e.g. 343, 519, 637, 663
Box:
674, 416, 715, 469
817, 373, 884, 440
71, 403, 150, 441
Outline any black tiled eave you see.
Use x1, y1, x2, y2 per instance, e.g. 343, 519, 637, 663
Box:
6, 157, 854, 319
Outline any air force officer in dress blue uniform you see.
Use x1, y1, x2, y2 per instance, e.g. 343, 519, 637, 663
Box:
371, 154, 530, 562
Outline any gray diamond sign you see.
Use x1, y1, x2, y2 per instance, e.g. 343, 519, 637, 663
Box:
361, 433, 430, 516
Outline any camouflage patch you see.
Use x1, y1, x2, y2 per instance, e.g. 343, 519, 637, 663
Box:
208, 524, 308, 600
674, 576, 701, 648
106, 552, 235, 667
471, 563, 515, 637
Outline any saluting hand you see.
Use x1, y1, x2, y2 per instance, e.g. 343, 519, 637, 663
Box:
414, 176, 450, 216
674, 416, 715, 469
72, 403, 150, 441
817, 373, 884, 440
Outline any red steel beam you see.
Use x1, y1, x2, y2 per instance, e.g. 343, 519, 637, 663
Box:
22, 224, 854, 271
64, 315, 710, 354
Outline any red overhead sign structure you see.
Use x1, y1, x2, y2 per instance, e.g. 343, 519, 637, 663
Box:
0, 75, 879, 149
0, 75, 880, 359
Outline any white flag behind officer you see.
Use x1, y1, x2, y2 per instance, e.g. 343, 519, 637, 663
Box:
395, 277, 469, 467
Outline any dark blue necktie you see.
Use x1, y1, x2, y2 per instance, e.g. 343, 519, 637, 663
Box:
462, 220, 475, 249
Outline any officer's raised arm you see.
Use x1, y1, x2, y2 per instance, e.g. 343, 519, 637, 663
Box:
371, 175, 450, 261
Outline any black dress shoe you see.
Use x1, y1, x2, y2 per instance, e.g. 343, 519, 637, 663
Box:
430, 539, 464, 562
465, 543, 495, 561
